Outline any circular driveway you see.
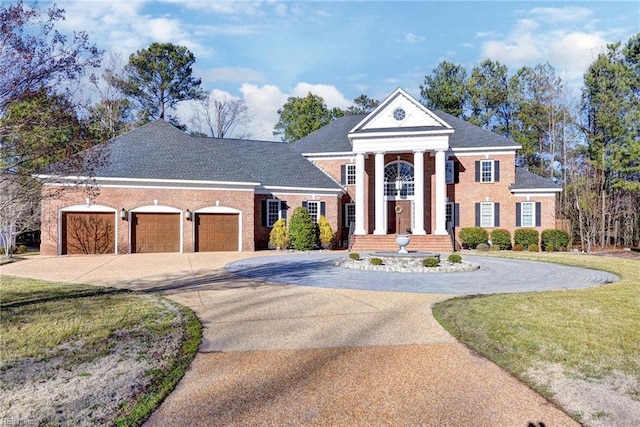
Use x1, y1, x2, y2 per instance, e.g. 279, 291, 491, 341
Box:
226, 253, 619, 294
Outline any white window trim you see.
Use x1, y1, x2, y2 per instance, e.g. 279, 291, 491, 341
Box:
266, 199, 284, 227
480, 202, 495, 227
520, 201, 535, 228
306, 200, 321, 224
480, 160, 495, 183
346, 164, 356, 186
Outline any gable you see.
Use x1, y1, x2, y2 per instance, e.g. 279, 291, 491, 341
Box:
350, 88, 452, 135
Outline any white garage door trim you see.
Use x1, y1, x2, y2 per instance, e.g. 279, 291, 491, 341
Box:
58, 205, 118, 255
194, 206, 243, 252
129, 205, 185, 253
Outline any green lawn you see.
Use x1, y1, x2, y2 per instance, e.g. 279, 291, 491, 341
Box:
0, 276, 201, 426
433, 252, 640, 392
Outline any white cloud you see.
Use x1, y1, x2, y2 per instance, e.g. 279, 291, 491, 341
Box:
208, 67, 265, 83
482, 19, 542, 65
240, 84, 289, 141
529, 6, 593, 24
404, 32, 425, 44
291, 83, 351, 109
548, 32, 608, 81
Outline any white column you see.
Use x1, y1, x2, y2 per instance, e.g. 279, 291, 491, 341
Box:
413, 150, 426, 235
354, 152, 367, 235
434, 149, 447, 235
373, 152, 386, 235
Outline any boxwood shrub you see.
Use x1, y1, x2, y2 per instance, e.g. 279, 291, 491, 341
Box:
489, 228, 511, 250
459, 227, 488, 249
423, 258, 440, 268
447, 253, 462, 263
349, 252, 361, 260
514, 228, 539, 248
541, 229, 570, 252
370, 257, 383, 265
476, 243, 490, 251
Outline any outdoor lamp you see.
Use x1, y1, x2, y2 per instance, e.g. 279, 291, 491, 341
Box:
120, 208, 127, 221
185, 209, 192, 221
395, 178, 403, 192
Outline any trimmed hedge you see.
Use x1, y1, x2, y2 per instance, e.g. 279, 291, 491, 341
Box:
514, 228, 539, 248
423, 258, 440, 267
459, 227, 488, 249
448, 253, 462, 263
541, 229, 570, 252
490, 228, 511, 250
370, 257, 383, 265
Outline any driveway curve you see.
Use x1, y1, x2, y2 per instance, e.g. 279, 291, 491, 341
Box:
226, 253, 619, 294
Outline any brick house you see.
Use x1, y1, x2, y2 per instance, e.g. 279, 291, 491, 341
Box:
40, 88, 561, 255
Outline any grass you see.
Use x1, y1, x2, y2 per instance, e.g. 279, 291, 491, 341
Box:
0, 276, 202, 425
433, 252, 640, 388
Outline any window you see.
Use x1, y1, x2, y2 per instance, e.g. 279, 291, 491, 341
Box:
480, 202, 494, 227
346, 164, 356, 185
445, 160, 457, 184
521, 202, 534, 227
475, 202, 500, 227
475, 160, 500, 183
344, 203, 355, 229
516, 202, 541, 227
303, 200, 325, 223
264, 199, 285, 227
384, 161, 414, 196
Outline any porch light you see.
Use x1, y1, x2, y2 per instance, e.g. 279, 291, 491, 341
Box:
395, 178, 403, 192
185, 209, 192, 221
120, 208, 127, 221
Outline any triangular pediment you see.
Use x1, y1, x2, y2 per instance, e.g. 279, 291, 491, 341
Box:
349, 88, 452, 135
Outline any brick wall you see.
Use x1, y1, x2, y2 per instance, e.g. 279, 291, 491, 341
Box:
41, 185, 256, 255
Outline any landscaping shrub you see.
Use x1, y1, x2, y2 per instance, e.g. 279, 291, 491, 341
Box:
15, 245, 27, 254
476, 243, 490, 251
513, 243, 523, 251
318, 215, 336, 249
269, 218, 289, 250
514, 228, 539, 248
489, 244, 500, 251
370, 257, 383, 266
528, 243, 539, 252
349, 252, 361, 260
448, 253, 462, 263
423, 258, 440, 267
288, 207, 317, 251
459, 227, 488, 249
489, 229, 511, 250
541, 229, 570, 252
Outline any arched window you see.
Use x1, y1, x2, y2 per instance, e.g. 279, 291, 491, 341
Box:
384, 161, 414, 196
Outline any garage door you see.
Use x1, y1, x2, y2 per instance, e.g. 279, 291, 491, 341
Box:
132, 213, 180, 253
62, 212, 115, 255
196, 213, 239, 251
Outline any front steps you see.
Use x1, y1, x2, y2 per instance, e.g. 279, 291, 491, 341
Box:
349, 234, 453, 253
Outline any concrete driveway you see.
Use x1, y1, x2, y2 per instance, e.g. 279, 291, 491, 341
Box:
1, 252, 586, 426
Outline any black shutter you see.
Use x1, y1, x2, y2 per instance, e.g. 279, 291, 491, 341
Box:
261, 200, 267, 226
340, 165, 346, 185
454, 162, 460, 183
475, 161, 481, 182
302, 201, 308, 210
494, 160, 500, 182
320, 202, 326, 217
475, 203, 481, 227
535, 202, 542, 227
454, 203, 460, 227
516, 202, 521, 227
494, 203, 500, 227
280, 201, 287, 220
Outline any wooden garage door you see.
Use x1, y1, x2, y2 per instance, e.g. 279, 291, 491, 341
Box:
132, 213, 180, 253
196, 213, 239, 252
62, 212, 115, 255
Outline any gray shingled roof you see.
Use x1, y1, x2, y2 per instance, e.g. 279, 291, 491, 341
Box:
91, 120, 341, 190
292, 114, 363, 153
292, 110, 520, 154
511, 167, 562, 190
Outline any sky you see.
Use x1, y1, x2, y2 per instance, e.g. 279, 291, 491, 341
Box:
43, 0, 639, 140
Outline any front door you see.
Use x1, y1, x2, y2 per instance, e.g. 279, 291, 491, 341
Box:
387, 200, 412, 234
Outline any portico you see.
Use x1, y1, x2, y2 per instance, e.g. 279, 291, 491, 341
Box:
349, 88, 453, 237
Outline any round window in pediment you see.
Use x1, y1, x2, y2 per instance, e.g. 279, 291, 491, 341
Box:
393, 108, 406, 121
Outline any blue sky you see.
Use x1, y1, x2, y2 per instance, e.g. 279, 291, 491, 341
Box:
47, 0, 639, 140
